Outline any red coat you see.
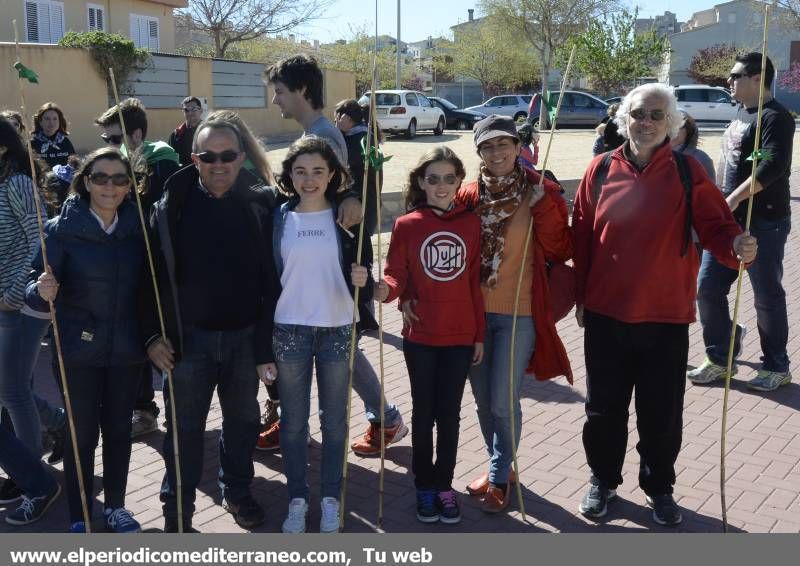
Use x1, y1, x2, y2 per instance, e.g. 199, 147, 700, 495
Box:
456, 169, 574, 383
384, 204, 485, 346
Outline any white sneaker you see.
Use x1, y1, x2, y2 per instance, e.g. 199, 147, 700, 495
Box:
320, 497, 340, 533
282, 498, 308, 533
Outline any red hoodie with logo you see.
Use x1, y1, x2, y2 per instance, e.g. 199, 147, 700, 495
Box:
383, 204, 485, 346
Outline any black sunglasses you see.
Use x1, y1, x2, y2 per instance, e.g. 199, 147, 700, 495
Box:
182, 106, 201, 113
630, 108, 666, 122
100, 133, 124, 145
87, 172, 130, 187
196, 150, 241, 164
729, 72, 751, 81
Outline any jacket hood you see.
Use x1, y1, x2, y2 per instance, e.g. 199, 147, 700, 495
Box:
138, 141, 180, 166
409, 202, 473, 221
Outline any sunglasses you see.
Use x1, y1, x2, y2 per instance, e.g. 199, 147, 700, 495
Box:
196, 150, 241, 164
100, 133, 124, 145
728, 72, 751, 81
87, 172, 130, 187
423, 174, 460, 186
183, 106, 201, 113
630, 108, 666, 122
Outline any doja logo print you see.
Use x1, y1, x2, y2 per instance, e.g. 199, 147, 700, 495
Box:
420, 231, 467, 281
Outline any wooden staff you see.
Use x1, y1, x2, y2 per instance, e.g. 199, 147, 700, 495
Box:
507, 45, 577, 522
338, 58, 380, 535
107, 70, 186, 533
720, 4, 771, 534
12, 20, 93, 532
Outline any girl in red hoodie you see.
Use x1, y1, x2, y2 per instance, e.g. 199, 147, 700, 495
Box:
376, 146, 485, 525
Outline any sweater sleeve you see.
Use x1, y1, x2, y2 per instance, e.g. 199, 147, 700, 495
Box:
690, 160, 743, 270
382, 218, 409, 303
469, 218, 486, 343
25, 219, 65, 312
4, 175, 42, 309
531, 190, 573, 264
572, 157, 601, 306
754, 108, 795, 190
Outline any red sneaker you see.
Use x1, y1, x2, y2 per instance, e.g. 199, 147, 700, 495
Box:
351, 421, 409, 457
255, 421, 280, 451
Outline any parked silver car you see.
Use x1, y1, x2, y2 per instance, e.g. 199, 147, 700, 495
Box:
673, 85, 739, 123
466, 94, 533, 121
358, 90, 446, 139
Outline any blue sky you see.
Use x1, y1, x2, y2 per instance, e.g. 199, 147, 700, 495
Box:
293, 0, 718, 44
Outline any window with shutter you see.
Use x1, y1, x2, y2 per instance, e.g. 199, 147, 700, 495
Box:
130, 15, 160, 51
25, 1, 64, 43
88, 4, 105, 32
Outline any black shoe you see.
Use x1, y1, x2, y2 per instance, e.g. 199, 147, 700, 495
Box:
47, 423, 66, 465
163, 516, 199, 533
223, 495, 265, 529
578, 478, 616, 518
646, 494, 682, 526
0, 478, 23, 504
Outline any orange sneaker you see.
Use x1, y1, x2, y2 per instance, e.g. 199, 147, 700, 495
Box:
351, 421, 409, 457
466, 470, 517, 496
255, 421, 280, 451
480, 485, 510, 513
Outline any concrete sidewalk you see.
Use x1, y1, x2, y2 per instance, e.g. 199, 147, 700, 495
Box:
2, 162, 799, 535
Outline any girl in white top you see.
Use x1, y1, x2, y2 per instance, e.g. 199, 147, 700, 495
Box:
272, 136, 370, 533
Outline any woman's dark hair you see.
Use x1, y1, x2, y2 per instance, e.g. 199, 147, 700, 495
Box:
277, 136, 350, 201
33, 102, 69, 136
0, 115, 47, 188
677, 111, 700, 150
335, 98, 384, 143
403, 146, 466, 211
69, 147, 133, 202
0, 110, 26, 134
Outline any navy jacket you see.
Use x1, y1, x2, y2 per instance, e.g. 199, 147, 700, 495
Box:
26, 197, 146, 368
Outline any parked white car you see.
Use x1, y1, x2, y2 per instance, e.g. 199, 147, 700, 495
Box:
465, 94, 533, 121
358, 90, 446, 138
673, 85, 740, 124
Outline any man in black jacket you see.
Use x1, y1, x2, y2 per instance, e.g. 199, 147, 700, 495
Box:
141, 118, 280, 532
168, 96, 204, 166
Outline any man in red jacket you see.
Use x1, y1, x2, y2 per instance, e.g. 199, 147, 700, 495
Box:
572, 83, 757, 526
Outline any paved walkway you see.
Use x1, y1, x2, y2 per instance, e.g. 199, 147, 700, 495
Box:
2, 168, 799, 534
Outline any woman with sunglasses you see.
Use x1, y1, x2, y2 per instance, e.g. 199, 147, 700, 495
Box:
404, 115, 573, 514
572, 83, 755, 526
31, 102, 75, 169
26, 147, 147, 533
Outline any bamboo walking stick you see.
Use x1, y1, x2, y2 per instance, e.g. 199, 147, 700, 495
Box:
12, 20, 93, 532
720, 5, 771, 534
107, 70, 186, 533
507, 45, 576, 522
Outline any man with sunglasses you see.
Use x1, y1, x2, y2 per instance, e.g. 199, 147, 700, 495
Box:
573, 83, 756, 526
95, 98, 181, 440
169, 96, 204, 166
140, 118, 280, 532
688, 53, 794, 393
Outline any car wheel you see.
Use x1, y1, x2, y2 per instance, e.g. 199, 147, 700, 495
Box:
533, 118, 550, 131
457, 120, 469, 130
514, 112, 527, 122
405, 119, 417, 139
434, 117, 445, 136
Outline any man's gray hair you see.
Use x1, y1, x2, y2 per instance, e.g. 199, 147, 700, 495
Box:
192, 119, 244, 153
614, 83, 683, 141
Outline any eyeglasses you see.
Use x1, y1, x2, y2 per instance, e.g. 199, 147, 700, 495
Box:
100, 133, 124, 145
423, 174, 460, 186
87, 172, 130, 187
196, 150, 241, 164
630, 108, 666, 122
182, 106, 201, 114
728, 72, 751, 81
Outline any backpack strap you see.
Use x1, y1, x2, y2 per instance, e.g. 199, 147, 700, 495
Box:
672, 150, 694, 257
592, 151, 614, 206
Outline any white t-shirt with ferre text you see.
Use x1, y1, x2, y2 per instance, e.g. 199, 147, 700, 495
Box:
274, 209, 355, 327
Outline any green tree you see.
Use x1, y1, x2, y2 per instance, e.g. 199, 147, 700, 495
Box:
568, 8, 671, 97
687, 44, 742, 87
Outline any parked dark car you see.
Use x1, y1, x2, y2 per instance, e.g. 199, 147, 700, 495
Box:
527, 91, 609, 129
428, 97, 486, 130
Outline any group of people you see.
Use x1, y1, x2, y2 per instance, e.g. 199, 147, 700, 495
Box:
0, 50, 792, 533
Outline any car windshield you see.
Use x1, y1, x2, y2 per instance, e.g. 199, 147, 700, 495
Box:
436, 98, 458, 110
363, 93, 401, 106
521, 95, 532, 103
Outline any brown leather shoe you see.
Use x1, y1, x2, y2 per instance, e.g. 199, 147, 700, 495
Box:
480, 485, 510, 513
466, 470, 518, 496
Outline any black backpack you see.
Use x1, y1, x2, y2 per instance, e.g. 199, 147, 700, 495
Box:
592, 150, 697, 257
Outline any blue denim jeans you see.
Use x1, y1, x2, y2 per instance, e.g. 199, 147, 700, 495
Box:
354, 347, 401, 426
0, 311, 49, 454
274, 323, 350, 501
697, 216, 791, 373
469, 313, 535, 485
160, 324, 261, 520
0, 421, 57, 499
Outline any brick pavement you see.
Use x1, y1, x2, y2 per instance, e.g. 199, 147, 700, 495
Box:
2, 172, 799, 535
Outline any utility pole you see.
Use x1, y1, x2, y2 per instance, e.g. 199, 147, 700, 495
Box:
396, 0, 401, 89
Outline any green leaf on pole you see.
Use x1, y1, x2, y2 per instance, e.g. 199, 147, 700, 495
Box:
746, 148, 772, 162
542, 91, 557, 123
360, 136, 392, 170
14, 61, 39, 83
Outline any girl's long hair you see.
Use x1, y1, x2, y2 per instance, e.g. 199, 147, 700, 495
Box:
403, 146, 465, 212
277, 136, 350, 201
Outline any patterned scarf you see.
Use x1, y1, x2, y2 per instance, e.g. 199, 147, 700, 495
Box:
474, 164, 528, 288
33, 131, 66, 155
